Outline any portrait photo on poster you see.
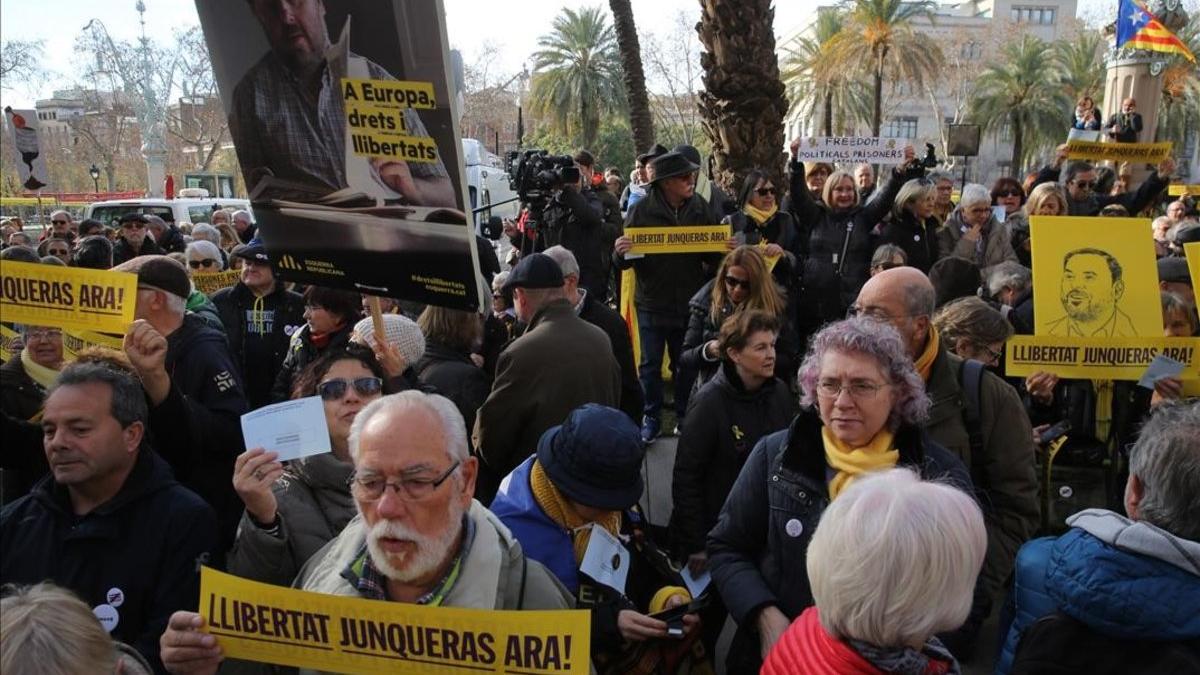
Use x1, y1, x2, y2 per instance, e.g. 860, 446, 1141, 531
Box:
1030, 216, 1163, 338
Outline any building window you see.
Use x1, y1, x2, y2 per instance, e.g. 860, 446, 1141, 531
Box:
1012, 6, 1056, 24
960, 41, 983, 60
884, 116, 918, 139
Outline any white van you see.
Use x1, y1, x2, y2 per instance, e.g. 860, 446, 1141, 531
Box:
461, 138, 519, 235
85, 189, 252, 227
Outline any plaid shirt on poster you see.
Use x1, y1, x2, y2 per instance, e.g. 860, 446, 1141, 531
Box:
229, 51, 448, 196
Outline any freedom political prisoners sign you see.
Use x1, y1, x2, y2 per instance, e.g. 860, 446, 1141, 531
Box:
0, 262, 137, 333
195, 0, 482, 311
626, 225, 731, 255
792, 136, 906, 164
199, 567, 589, 674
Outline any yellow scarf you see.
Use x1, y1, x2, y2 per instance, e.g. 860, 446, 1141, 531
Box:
743, 203, 778, 225
822, 427, 899, 500
530, 460, 623, 564
1092, 379, 1113, 444
915, 326, 941, 382
21, 346, 60, 390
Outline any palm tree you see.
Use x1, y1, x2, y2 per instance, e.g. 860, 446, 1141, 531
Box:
697, 0, 790, 193
825, 0, 942, 137
1156, 20, 1200, 148
1054, 30, 1106, 104
781, 7, 872, 136
607, 0, 654, 153
969, 35, 1070, 176
530, 7, 627, 151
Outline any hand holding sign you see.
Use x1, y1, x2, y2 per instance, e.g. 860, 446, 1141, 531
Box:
160, 610, 222, 675
124, 319, 171, 406
614, 235, 634, 255
232, 448, 284, 525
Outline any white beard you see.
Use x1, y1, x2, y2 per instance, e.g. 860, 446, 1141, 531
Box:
365, 497, 466, 583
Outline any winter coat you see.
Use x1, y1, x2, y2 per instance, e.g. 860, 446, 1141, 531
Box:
1103, 111, 1143, 143
269, 322, 354, 403
1031, 166, 1168, 217
923, 346, 1039, 614
724, 209, 802, 262
155, 224, 188, 254
998, 509, 1200, 675
876, 209, 941, 274
413, 340, 492, 443
149, 313, 249, 552
1005, 211, 1032, 268
212, 282, 306, 409
669, 360, 794, 557
787, 159, 924, 324
492, 457, 687, 661
937, 210, 1018, 278
707, 408, 971, 672
0, 357, 47, 503
472, 299, 620, 502
539, 186, 608, 300
617, 186, 721, 321
111, 236, 163, 266
1, 450, 218, 673
679, 278, 800, 391
185, 290, 228, 335
226, 453, 356, 587
577, 290, 643, 424
0, 355, 45, 421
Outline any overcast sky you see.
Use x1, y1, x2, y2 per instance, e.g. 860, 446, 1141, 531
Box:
1, 0, 1101, 108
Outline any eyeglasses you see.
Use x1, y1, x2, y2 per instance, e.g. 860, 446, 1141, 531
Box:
349, 462, 460, 501
25, 328, 62, 341
724, 275, 751, 290
316, 377, 383, 401
977, 343, 1004, 364
754, 187, 777, 196
48, 248, 70, 256
816, 379, 890, 401
51, 219, 68, 225
188, 259, 218, 269
1072, 180, 1095, 189
995, 190, 1022, 198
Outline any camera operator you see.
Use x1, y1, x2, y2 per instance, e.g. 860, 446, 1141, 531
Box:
574, 150, 624, 300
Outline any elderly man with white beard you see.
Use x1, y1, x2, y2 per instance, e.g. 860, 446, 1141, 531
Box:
158, 391, 573, 675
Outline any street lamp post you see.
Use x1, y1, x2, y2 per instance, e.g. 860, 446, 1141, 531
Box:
89, 164, 101, 193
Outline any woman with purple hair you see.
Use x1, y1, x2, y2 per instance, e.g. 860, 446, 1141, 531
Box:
706, 316, 973, 673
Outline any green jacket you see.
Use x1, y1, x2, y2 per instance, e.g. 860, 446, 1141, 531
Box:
924, 345, 1040, 606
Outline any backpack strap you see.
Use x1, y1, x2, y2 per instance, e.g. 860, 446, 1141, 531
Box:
958, 358, 987, 487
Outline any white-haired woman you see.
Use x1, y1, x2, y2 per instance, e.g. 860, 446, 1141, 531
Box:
182, 240, 227, 333
707, 317, 971, 673
761, 468, 985, 674
877, 178, 941, 273
937, 183, 1018, 277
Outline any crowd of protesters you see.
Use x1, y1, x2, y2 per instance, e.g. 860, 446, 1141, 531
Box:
1, 129, 1198, 675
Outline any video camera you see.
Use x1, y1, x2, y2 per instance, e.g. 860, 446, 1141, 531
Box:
505, 150, 581, 203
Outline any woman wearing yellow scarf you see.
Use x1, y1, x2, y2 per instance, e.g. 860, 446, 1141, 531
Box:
706, 317, 972, 673
1, 326, 64, 422
722, 169, 801, 284
491, 404, 711, 674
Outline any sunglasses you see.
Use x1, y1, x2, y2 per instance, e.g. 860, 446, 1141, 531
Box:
51, 219, 68, 225
49, 249, 70, 256
724, 275, 751, 290
754, 187, 777, 196
317, 377, 383, 401
189, 259, 218, 269
995, 190, 1022, 198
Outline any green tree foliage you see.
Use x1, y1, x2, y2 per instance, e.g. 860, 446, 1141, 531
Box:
529, 6, 627, 151
1054, 30, 1107, 104
968, 35, 1071, 176
1157, 20, 1200, 149
781, 7, 872, 136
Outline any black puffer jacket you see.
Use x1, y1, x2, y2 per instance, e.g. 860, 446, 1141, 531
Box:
111, 237, 163, 266
876, 208, 941, 273
413, 341, 491, 443
0, 356, 45, 421
211, 282, 306, 409
788, 159, 924, 324
269, 322, 354, 402
707, 408, 972, 673
669, 360, 793, 557
617, 186, 721, 321
724, 209, 802, 290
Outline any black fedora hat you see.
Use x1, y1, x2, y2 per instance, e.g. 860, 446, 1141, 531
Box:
650, 151, 700, 184
637, 143, 668, 164
536, 404, 644, 510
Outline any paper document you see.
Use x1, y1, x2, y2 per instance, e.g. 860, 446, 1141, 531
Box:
1137, 355, 1185, 390
240, 396, 332, 461
580, 525, 630, 594
681, 566, 711, 599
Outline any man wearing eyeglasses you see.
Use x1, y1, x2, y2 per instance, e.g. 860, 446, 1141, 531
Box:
112, 214, 163, 266
1032, 145, 1174, 217
159, 392, 572, 674
212, 241, 305, 409
852, 266, 1038, 659
39, 210, 77, 246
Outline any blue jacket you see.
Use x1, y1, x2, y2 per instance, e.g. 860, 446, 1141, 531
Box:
490, 457, 580, 593
996, 509, 1200, 675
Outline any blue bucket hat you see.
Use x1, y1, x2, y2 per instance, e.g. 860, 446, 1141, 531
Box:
536, 404, 645, 510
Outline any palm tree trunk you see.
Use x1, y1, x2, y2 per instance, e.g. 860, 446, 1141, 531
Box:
1011, 114, 1023, 177
872, 60, 883, 137
823, 90, 833, 137
608, 0, 655, 153
698, 0, 789, 193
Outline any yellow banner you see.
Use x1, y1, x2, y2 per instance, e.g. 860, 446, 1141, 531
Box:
0, 262, 137, 333
627, 225, 731, 255
1065, 140, 1172, 163
198, 567, 590, 674
62, 329, 123, 361
192, 270, 241, 296
0, 323, 18, 363
1005, 335, 1200, 380
1168, 184, 1200, 196
341, 78, 437, 109
1186, 243, 1200, 294
349, 130, 440, 163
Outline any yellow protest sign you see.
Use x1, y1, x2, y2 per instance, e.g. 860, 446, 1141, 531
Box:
1186, 243, 1200, 294
627, 225, 731, 255
192, 270, 241, 296
62, 329, 123, 361
1030, 217, 1162, 338
199, 567, 590, 675
1168, 184, 1200, 196
1005, 335, 1200, 380
1065, 140, 1172, 164
0, 261, 137, 333
0, 323, 18, 363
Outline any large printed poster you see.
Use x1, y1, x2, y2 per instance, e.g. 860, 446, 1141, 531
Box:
3, 107, 51, 191
195, 0, 481, 310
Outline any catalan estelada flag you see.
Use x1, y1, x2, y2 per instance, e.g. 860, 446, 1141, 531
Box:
1116, 0, 1196, 63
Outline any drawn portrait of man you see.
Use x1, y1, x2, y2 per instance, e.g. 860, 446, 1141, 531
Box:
1046, 248, 1138, 337
228, 0, 455, 206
